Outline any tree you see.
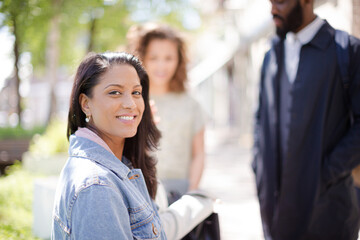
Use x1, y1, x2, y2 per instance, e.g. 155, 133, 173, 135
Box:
45, 0, 62, 123
0, 0, 31, 127
1, 0, 201, 127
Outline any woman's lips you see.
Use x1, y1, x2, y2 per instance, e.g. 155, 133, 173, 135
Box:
116, 115, 136, 123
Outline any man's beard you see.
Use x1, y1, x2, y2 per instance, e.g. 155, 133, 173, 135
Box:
274, 1, 304, 39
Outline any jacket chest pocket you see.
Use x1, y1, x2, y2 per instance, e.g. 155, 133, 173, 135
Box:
129, 203, 162, 239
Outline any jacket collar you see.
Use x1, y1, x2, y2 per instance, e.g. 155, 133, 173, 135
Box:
271, 20, 335, 51
305, 20, 335, 50
68, 134, 130, 179
286, 17, 325, 46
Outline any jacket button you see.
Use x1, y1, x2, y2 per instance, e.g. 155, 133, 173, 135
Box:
152, 223, 158, 235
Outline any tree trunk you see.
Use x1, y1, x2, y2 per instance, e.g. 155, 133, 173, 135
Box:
45, 0, 62, 125
87, 17, 97, 52
12, 15, 22, 127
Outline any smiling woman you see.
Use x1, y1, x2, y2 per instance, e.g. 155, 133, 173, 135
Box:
51, 52, 166, 239
79, 64, 145, 154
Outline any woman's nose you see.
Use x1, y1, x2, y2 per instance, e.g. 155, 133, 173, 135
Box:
122, 94, 136, 109
155, 59, 168, 69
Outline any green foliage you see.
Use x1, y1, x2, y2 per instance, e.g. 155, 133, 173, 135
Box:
22, 0, 53, 72
0, 163, 41, 240
0, 0, 201, 127
29, 118, 68, 155
0, 0, 30, 47
0, 126, 45, 140
90, 2, 131, 53
0, 0, 200, 72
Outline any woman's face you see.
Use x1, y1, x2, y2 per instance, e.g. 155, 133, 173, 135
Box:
80, 64, 145, 143
143, 39, 179, 90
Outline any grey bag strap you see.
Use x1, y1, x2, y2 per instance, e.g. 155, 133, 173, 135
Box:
335, 29, 353, 123
335, 29, 350, 89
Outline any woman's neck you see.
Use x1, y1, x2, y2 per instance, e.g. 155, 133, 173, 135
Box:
103, 137, 124, 161
76, 127, 124, 161
90, 127, 125, 161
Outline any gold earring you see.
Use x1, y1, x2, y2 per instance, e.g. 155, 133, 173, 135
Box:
85, 115, 91, 123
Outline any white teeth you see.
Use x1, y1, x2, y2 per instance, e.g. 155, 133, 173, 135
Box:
117, 116, 134, 120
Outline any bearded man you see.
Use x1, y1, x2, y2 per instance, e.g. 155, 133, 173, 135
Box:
252, 0, 360, 239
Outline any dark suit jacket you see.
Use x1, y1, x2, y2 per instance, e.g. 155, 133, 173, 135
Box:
253, 21, 360, 240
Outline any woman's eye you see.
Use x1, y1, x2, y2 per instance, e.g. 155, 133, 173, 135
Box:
109, 91, 121, 95
133, 91, 142, 95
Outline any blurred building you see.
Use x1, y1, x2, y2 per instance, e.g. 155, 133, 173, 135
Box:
354, 0, 360, 37
0, 73, 72, 128
25, 73, 72, 127
187, 0, 357, 146
0, 76, 18, 127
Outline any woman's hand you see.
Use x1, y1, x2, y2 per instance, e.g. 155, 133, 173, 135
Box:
149, 99, 161, 124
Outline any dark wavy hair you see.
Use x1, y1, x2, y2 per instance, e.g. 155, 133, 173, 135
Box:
67, 52, 161, 199
127, 23, 188, 92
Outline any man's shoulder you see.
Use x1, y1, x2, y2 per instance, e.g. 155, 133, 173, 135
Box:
349, 33, 360, 48
334, 29, 360, 61
325, 19, 360, 47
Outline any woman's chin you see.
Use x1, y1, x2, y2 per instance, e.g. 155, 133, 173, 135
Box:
124, 131, 137, 139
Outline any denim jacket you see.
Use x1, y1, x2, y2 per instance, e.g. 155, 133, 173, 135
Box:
51, 135, 167, 239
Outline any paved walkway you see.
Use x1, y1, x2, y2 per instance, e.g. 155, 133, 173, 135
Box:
200, 129, 263, 240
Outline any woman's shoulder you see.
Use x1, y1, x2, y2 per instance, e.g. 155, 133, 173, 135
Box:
162, 92, 200, 107
53, 157, 132, 238
61, 156, 123, 196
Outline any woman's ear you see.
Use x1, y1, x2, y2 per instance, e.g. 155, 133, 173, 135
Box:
79, 93, 91, 116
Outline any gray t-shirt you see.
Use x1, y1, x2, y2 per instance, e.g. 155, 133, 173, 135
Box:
151, 92, 207, 181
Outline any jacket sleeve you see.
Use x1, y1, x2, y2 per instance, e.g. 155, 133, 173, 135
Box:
252, 51, 270, 174
70, 184, 133, 240
324, 35, 360, 184
159, 193, 214, 239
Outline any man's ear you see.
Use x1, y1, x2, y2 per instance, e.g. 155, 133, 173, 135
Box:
79, 93, 91, 116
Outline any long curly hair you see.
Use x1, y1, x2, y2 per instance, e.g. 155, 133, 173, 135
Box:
127, 23, 188, 92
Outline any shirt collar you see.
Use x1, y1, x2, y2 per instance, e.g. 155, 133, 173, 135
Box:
75, 127, 115, 156
286, 16, 325, 45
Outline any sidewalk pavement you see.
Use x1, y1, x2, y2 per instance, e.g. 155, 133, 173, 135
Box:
200, 129, 263, 240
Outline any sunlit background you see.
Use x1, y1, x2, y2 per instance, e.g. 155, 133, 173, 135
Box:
0, 0, 359, 239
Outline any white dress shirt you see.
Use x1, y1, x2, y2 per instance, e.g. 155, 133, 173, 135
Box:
285, 17, 325, 83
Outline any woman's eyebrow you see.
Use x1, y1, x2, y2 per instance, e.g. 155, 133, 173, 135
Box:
104, 84, 142, 90
104, 84, 124, 90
